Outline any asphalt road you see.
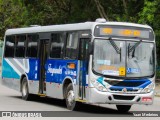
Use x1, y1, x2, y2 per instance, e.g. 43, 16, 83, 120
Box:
0, 81, 160, 120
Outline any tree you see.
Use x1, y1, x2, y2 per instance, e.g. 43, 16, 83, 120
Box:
93, 0, 109, 20
139, 0, 160, 65
0, 0, 25, 40
0, 0, 160, 43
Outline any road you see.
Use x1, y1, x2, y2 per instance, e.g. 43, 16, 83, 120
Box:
0, 82, 160, 120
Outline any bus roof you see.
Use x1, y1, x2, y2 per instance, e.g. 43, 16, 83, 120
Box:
5, 21, 152, 36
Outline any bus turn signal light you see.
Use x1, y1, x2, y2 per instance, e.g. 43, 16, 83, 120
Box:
67, 63, 76, 69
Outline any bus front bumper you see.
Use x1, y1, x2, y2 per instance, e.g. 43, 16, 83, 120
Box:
87, 88, 154, 105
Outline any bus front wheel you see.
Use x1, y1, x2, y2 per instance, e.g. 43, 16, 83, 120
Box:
65, 83, 79, 110
21, 77, 31, 100
116, 105, 131, 113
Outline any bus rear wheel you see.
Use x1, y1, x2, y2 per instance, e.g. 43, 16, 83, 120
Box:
65, 83, 79, 110
21, 77, 32, 100
116, 105, 131, 113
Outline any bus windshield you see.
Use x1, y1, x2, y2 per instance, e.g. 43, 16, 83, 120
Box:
127, 41, 155, 77
93, 39, 155, 78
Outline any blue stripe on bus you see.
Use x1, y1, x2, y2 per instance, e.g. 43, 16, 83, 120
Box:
97, 77, 105, 86
109, 79, 151, 90
2, 59, 20, 79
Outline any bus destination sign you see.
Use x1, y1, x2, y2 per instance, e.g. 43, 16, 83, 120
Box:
94, 25, 154, 40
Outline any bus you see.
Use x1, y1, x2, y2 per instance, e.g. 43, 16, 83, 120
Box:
1, 18, 156, 112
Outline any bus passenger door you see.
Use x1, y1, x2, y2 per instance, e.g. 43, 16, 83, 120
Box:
78, 38, 90, 100
39, 39, 49, 95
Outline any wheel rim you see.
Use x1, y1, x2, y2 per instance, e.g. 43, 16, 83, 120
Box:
22, 82, 27, 97
67, 90, 75, 106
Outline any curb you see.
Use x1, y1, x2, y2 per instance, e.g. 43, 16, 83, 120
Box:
155, 93, 160, 97
155, 90, 160, 97
155, 95, 160, 97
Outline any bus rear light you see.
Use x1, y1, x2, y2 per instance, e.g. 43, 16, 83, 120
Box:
142, 97, 152, 102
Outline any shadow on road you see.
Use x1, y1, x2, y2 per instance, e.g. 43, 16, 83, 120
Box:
11, 95, 132, 116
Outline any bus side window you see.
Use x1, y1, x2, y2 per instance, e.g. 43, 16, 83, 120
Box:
50, 33, 64, 58
65, 32, 78, 59
78, 39, 90, 61
15, 35, 26, 58
26, 34, 38, 58
4, 36, 15, 57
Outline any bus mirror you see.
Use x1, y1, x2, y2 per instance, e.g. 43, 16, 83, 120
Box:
89, 42, 93, 54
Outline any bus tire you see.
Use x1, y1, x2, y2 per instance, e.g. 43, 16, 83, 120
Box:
21, 77, 32, 101
116, 105, 131, 113
65, 83, 79, 110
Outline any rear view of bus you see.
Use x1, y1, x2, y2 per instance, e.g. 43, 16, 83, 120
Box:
88, 21, 155, 112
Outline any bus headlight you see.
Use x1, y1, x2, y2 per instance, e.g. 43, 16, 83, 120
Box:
141, 83, 155, 93
142, 88, 150, 93
91, 79, 108, 92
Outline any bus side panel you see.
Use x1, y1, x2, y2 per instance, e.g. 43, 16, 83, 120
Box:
1, 58, 23, 91
27, 58, 40, 94
1, 58, 40, 94
45, 59, 78, 99
26, 59, 40, 81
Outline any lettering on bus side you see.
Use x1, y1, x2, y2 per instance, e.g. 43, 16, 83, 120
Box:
47, 64, 77, 76
47, 64, 62, 76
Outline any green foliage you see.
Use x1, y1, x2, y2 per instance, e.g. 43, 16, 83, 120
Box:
138, 0, 159, 25
0, 0, 159, 38
0, 0, 160, 65
138, 0, 160, 66
0, 0, 25, 39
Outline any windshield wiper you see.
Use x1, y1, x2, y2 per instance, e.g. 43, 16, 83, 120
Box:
128, 40, 142, 53
109, 37, 121, 61
109, 37, 121, 54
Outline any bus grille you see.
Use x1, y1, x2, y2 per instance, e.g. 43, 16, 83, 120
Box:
105, 79, 151, 93
109, 88, 139, 93
113, 95, 135, 100
105, 80, 146, 87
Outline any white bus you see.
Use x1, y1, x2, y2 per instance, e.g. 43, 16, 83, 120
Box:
1, 18, 156, 112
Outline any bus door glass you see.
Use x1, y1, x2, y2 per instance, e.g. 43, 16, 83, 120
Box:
78, 38, 90, 100
39, 39, 49, 94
